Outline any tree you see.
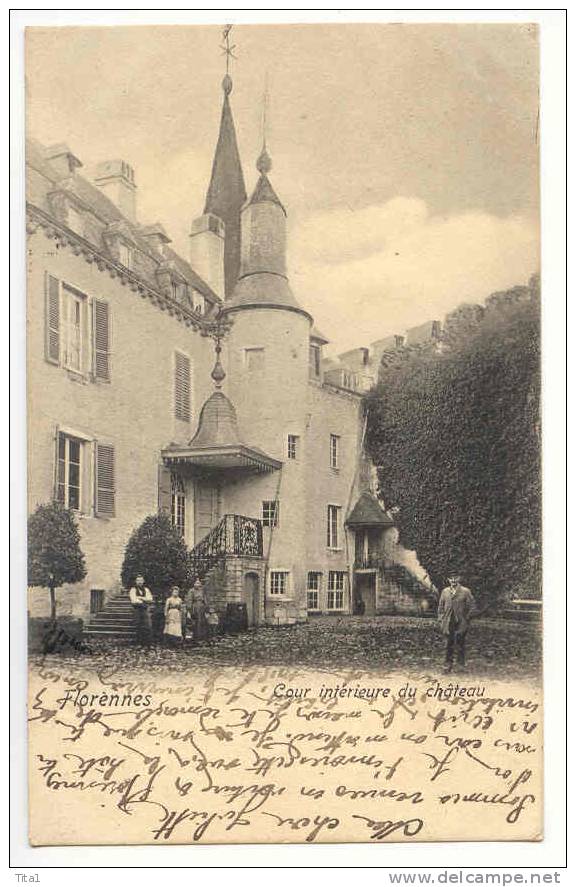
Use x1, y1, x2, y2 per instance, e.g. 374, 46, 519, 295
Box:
365, 276, 540, 606
28, 502, 87, 621
121, 512, 190, 598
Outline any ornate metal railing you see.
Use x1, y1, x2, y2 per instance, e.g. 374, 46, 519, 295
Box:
354, 554, 384, 570
189, 514, 263, 584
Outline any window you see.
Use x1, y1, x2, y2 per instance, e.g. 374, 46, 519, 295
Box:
119, 242, 133, 270
62, 285, 85, 372
262, 500, 279, 528
244, 348, 265, 372
309, 344, 321, 379
171, 473, 186, 537
307, 572, 322, 610
270, 571, 289, 596
192, 290, 205, 314
327, 504, 341, 549
45, 276, 111, 380
67, 205, 84, 236
57, 433, 83, 510
174, 351, 191, 422
330, 434, 340, 469
328, 572, 346, 610
287, 434, 299, 460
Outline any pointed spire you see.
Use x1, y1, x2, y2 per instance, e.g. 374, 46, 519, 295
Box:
204, 29, 247, 298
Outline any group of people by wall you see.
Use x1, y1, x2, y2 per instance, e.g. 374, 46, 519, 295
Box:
128, 575, 220, 647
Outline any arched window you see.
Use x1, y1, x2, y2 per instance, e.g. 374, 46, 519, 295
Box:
171, 473, 186, 537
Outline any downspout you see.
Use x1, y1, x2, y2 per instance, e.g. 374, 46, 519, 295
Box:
344, 408, 369, 614
263, 467, 283, 624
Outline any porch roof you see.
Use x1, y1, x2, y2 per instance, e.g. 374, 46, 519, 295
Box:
162, 389, 281, 474
346, 491, 395, 528
161, 442, 281, 474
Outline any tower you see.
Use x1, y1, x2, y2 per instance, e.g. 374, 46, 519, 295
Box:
224, 143, 313, 456
190, 72, 247, 299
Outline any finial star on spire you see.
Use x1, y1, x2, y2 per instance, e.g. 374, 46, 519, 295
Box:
220, 23, 237, 84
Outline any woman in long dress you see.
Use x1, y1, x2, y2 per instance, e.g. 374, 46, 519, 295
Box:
163, 586, 184, 647
190, 578, 208, 642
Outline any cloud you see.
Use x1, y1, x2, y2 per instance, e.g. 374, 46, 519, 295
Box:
289, 198, 539, 354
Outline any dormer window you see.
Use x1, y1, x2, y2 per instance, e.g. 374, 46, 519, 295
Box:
119, 242, 133, 270
66, 204, 84, 237
192, 290, 205, 315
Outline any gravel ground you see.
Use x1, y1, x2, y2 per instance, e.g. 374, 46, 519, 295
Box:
31, 615, 542, 679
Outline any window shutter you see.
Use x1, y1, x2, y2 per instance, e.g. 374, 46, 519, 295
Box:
52, 425, 61, 501
92, 299, 111, 381
158, 463, 172, 514
45, 273, 60, 364
174, 352, 191, 422
95, 443, 115, 517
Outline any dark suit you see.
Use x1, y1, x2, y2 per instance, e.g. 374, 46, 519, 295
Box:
437, 585, 475, 666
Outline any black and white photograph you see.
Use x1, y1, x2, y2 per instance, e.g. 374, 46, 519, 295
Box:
13, 15, 565, 857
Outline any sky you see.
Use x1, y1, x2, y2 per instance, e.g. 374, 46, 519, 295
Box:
26, 23, 540, 353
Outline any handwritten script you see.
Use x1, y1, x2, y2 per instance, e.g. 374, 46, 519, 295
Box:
28, 664, 542, 845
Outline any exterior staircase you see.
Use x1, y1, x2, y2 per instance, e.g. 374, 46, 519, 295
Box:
188, 513, 263, 584
84, 591, 136, 641
83, 514, 263, 641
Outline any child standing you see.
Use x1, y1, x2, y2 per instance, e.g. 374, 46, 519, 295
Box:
206, 608, 220, 645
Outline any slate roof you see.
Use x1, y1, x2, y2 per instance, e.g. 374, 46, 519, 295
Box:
162, 390, 281, 473
248, 173, 285, 213
227, 272, 310, 316
346, 491, 395, 527
26, 137, 219, 306
204, 86, 247, 297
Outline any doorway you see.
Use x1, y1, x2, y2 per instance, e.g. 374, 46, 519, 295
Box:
354, 572, 377, 616
244, 572, 260, 626
194, 479, 221, 543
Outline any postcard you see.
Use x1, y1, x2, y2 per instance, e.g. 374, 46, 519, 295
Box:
25, 22, 543, 846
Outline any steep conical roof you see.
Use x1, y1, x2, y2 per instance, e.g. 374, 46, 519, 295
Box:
204, 77, 247, 297
248, 173, 285, 213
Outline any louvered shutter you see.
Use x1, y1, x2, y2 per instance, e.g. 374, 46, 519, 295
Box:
95, 443, 115, 517
158, 463, 172, 514
174, 352, 191, 422
45, 274, 60, 364
92, 299, 111, 381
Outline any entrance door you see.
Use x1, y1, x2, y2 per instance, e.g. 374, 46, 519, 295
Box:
355, 573, 376, 616
244, 572, 260, 626
194, 480, 221, 544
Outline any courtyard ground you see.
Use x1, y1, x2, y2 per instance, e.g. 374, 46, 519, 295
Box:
32, 615, 541, 680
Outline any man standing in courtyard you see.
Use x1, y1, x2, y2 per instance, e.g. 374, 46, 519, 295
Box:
437, 573, 476, 672
129, 574, 154, 646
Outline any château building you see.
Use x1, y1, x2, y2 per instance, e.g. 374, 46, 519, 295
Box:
26, 69, 434, 634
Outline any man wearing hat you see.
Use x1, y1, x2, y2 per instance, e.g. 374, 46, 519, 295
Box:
437, 573, 476, 672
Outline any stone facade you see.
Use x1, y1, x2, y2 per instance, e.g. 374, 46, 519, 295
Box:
26, 78, 430, 630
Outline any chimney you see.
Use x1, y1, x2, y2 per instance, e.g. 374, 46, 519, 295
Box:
45, 143, 82, 179
189, 213, 225, 299
140, 222, 172, 257
94, 159, 137, 223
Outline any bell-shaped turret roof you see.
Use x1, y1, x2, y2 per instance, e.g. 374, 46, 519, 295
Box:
189, 390, 243, 449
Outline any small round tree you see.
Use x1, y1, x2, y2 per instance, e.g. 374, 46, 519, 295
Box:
121, 512, 190, 599
28, 502, 87, 621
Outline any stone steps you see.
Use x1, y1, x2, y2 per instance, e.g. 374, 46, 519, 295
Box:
84, 593, 137, 638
